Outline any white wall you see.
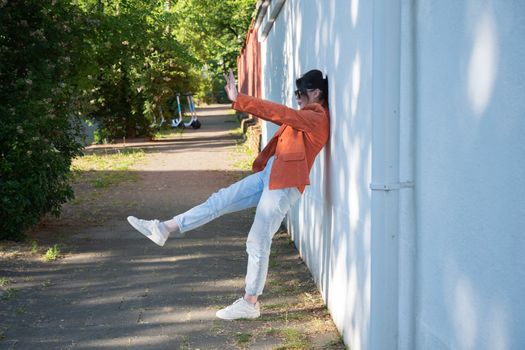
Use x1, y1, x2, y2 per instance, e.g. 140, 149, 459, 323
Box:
257, 0, 525, 349
414, 1, 525, 349
260, 1, 373, 349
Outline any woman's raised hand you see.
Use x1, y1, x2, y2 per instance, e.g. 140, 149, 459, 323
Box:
223, 69, 238, 102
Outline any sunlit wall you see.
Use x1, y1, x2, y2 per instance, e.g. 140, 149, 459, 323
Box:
414, 1, 525, 349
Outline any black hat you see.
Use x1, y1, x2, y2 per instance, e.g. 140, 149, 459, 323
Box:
296, 69, 326, 91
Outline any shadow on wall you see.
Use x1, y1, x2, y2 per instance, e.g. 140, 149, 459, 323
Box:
261, 1, 374, 349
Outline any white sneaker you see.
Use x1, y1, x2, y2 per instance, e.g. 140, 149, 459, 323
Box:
216, 298, 260, 320
127, 216, 169, 247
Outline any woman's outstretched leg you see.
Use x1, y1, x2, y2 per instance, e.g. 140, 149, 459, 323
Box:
170, 169, 266, 234
127, 165, 270, 246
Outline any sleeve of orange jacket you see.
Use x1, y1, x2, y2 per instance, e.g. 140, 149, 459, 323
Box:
232, 93, 325, 133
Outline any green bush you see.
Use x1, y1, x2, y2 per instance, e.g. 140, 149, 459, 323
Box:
0, 1, 91, 240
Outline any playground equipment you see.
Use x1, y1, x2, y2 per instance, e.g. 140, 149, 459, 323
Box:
171, 93, 201, 129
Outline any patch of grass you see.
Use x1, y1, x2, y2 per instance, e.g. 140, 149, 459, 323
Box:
90, 172, 140, 189
70, 148, 145, 195
153, 126, 184, 139
41, 280, 52, 288
235, 332, 253, 346
230, 125, 244, 138
269, 251, 279, 268
43, 244, 61, 262
16, 305, 27, 315
257, 310, 310, 323
75, 190, 103, 204
179, 335, 190, 350
72, 148, 145, 173
1, 288, 17, 301
272, 327, 310, 350
227, 117, 257, 170
232, 142, 256, 171
325, 336, 346, 348
0, 277, 10, 287
30, 240, 39, 254
266, 328, 280, 337
210, 320, 223, 335
267, 279, 301, 296
269, 260, 279, 269
265, 301, 294, 312
70, 197, 85, 205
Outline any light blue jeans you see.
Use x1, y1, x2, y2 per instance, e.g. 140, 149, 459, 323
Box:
174, 157, 301, 296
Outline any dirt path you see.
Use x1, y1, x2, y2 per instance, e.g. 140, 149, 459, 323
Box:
0, 105, 344, 350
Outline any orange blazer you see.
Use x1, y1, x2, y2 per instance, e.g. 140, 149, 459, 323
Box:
232, 93, 330, 193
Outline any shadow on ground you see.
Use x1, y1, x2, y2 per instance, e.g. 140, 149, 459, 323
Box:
0, 104, 344, 350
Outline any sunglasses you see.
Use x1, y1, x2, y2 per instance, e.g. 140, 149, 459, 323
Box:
294, 88, 316, 99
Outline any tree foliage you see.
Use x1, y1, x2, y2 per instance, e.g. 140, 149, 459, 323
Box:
0, 0, 92, 240
173, 0, 256, 102
0, 0, 256, 240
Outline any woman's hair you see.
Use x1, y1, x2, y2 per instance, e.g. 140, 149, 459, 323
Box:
319, 76, 329, 107
296, 69, 329, 107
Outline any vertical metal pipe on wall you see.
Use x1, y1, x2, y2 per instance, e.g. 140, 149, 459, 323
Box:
398, 0, 417, 349
370, 0, 402, 348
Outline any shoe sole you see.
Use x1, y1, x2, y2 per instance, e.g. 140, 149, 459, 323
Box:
127, 216, 165, 247
215, 310, 260, 320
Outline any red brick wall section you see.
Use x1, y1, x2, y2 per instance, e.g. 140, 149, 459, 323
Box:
237, 26, 261, 99
237, 24, 262, 152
